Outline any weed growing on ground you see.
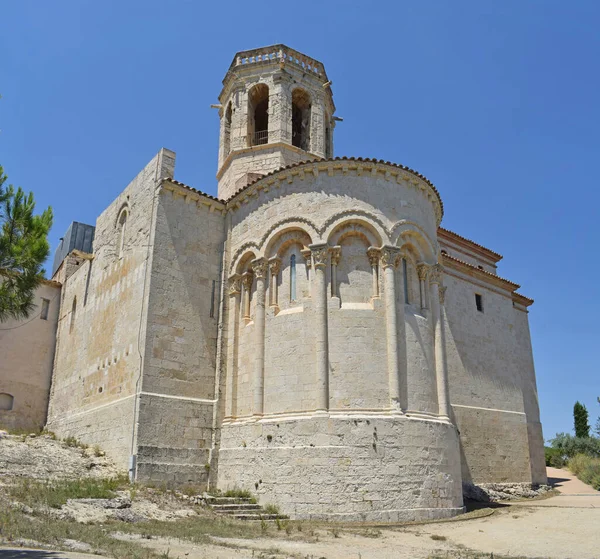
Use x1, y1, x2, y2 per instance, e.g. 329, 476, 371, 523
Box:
8, 475, 130, 508
263, 503, 280, 515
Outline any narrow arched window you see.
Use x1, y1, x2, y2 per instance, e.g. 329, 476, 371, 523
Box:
290, 254, 297, 301
0, 393, 14, 411
292, 88, 311, 151
402, 258, 409, 304
117, 209, 127, 258
248, 84, 269, 146
70, 297, 77, 334
223, 102, 232, 156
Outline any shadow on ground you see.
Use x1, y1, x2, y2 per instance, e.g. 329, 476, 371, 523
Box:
0, 552, 72, 558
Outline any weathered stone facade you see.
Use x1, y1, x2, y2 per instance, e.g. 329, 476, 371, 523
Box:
0, 280, 61, 432
8, 45, 546, 521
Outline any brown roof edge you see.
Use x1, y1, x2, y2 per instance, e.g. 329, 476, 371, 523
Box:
442, 253, 520, 291
438, 227, 503, 262
161, 178, 222, 204
512, 292, 534, 307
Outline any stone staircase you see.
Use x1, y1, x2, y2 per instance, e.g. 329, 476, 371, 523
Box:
204, 495, 289, 521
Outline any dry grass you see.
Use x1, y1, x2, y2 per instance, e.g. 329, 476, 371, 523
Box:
8, 474, 130, 508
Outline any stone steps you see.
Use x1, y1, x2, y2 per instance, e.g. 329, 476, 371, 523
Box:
204, 495, 288, 521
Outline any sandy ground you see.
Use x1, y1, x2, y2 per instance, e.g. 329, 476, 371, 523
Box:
2, 467, 599, 559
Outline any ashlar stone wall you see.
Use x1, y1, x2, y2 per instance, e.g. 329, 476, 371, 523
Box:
136, 179, 226, 485
47, 149, 175, 469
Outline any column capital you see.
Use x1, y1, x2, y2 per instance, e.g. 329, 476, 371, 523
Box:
242, 271, 254, 290
367, 247, 381, 267
268, 257, 281, 275
228, 274, 242, 295
251, 258, 268, 279
309, 243, 330, 269
429, 263, 445, 285
329, 246, 341, 266
301, 248, 312, 268
380, 246, 401, 269
417, 263, 430, 281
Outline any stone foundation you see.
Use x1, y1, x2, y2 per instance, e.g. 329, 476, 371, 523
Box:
218, 413, 464, 521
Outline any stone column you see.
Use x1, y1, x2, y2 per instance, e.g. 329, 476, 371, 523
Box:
242, 272, 253, 322
251, 258, 268, 416
330, 246, 341, 297
381, 246, 405, 411
225, 276, 241, 419
268, 258, 281, 307
310, 243, 330, 412
367, 247, 381, 298
430, 264, 450, 420
417, 263, 429, 311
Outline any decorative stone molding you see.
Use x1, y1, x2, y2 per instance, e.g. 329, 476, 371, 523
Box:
228, 275, 242, 295
310, 244, 330, 268
417, 263, 430, 281
251, 258, 268, 279
242, 272, 254, 291
268, 257, 281, 276
367, 247, 381, 267
329, 246, 341, 266
429, 264, 444, 285
380, 246, 400, 269
301, 248, 312, 269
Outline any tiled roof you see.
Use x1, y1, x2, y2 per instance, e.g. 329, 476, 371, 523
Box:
438, 227, 503, 261
442, 252, 520, 290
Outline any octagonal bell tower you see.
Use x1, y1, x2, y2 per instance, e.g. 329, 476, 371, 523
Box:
216, 45, 336, 200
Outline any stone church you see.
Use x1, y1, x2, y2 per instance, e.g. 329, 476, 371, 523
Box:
0, 45, 546, 521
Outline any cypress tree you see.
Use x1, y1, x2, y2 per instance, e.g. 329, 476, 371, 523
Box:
573, 401, 590, 438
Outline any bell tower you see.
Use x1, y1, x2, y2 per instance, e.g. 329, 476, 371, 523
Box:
216, 45, 336, 200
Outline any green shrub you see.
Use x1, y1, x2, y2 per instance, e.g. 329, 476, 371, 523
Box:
545, 446, 566, 468
550, 433, 600, 458
568, 453, 589, 476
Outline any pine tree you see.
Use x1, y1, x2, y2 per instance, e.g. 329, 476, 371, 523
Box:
573, 401, 590, 438
0, 166, 53, 321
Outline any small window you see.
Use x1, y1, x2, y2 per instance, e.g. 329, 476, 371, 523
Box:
441, 250, 448, 255
290, 254, 297, 301
477, 265, 484, 270
40, 298, 50, 320
117, 209, 128, 258
475, 293, 484, 313
0, 393, 14, 411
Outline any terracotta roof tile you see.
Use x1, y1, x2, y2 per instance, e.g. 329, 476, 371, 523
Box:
438, 227, 503, 261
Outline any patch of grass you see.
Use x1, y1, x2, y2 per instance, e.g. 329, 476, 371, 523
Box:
8, 475, 130, 509
116, 513, 263, 544
0, 506, 161, 558
221, 487, 257, 503
568, 453, 600, 490
430, 534, 447, 541
263, 503, 280, 515
63, 435, 87, 449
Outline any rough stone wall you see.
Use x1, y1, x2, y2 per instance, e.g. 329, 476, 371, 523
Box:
136, 182, 226, 485
442, 269, 543, 483
46, 149, 175, 469
218, 416, 463, 521
0, 282, 61, 431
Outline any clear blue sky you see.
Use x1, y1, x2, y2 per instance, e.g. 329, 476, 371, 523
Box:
2, 1, 598, 440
